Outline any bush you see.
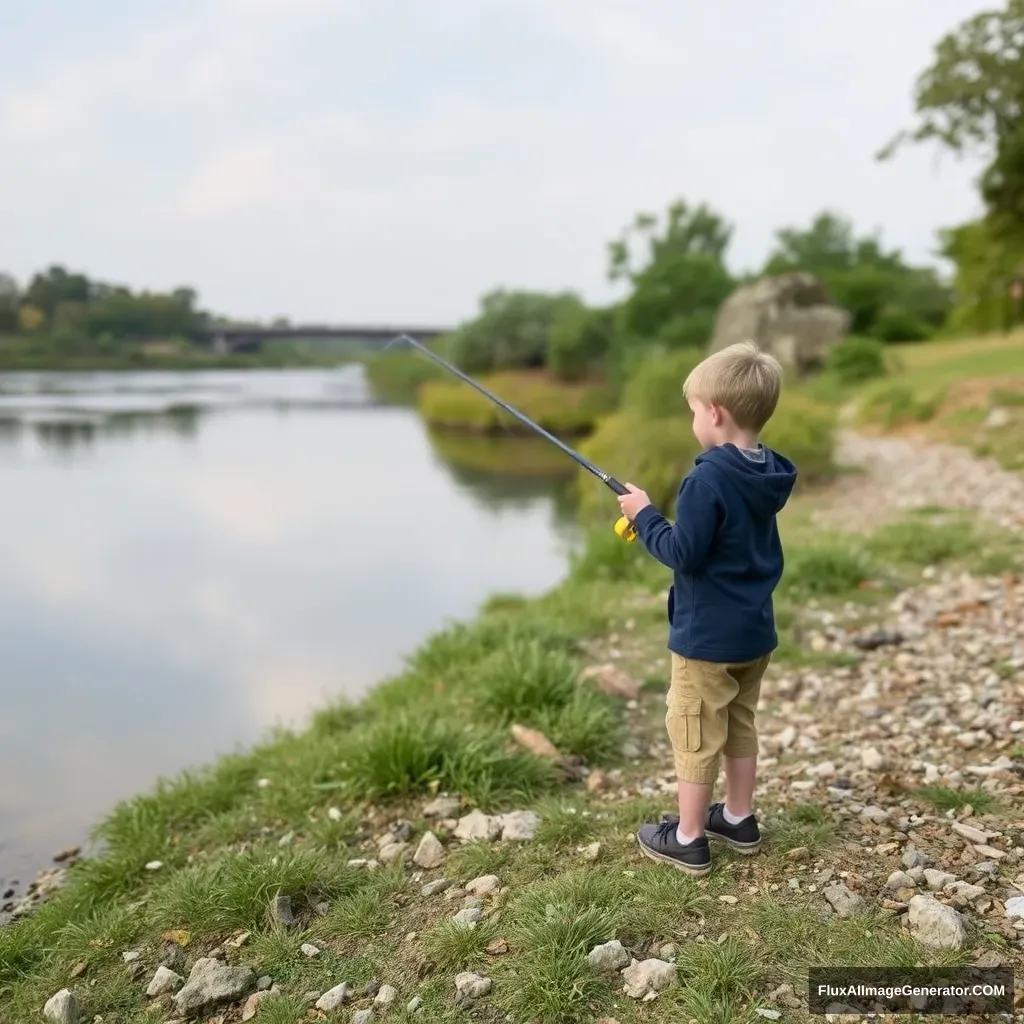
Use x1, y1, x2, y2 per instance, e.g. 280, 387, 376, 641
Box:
871, 304, 933, 343
825, 336, 886, 383
363, 350, 446, 403
417, 373, 614, 434
761, 393, 836, 482
548, 303, 615, 381
778, 545, 873, 599
858, 384, 946, 429
621, 347, 704, 418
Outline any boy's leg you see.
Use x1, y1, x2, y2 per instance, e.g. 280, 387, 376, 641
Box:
705, 653, 771, 853
636, 654, 734, 875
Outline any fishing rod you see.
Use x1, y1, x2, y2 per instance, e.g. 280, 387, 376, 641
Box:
392, 334, 637, 543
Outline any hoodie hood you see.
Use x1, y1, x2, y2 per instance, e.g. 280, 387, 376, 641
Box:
695, 443, 798, 520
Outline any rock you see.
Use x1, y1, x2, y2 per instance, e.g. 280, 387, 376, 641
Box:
365, 979, 381, 997
985, 406, 1011, 429
454, 810, 502, 842
378, 841, 410, 865
374, 984, 398, 1006
413, 831, 445, 870
315, 983, 352, 1011
43, 989, 79, 1024
586, 770, 607, 793
947, 881, 986, 900
622, 958, 678, 999
860, 805, 889, 824
908, 895, 968, 949
579, 662, 640, 699
924, 868, 957, 891
272, 892, 298, 926
822, 883, 867, 918
423, 796, 461, 818
465, 874, 500, 897
122, 949, 141, 963
454, 972, 493, 999
327, 806, 344, 821
407, 995, 423, 1013
1005, 895, 1024, 919
145, 860, 163, 871
352, 1011, 373, 1024
301, 943, 321, 957
973, 844, 1007, 860
861, 747, 887, 771
421, 878, 454, 897
146, 965, 184, 996
951, 821, 995, 844
172, 959, 257, 1016
486, 937, 509, 955
256, 976, 273, 991
511, 723, 563, 759
499, 810, 541, 841
588, 939, 631, 972
884, 871, 917, 891
241, 991, 277, 1020
52, 846, 80, 863
902, 848, 930, 869
756, 1011, 782, 1020
580, 842, 602, 861
452, 907, 482, 929
707, 271, 850, 376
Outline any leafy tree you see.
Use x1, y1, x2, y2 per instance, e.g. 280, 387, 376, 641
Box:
547, 301, 615, 381
0, 273, 19, 332
444, 289, 581, 373
607, 199, 735, 345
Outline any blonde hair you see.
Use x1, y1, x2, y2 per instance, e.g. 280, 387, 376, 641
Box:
682, 341, 783, 431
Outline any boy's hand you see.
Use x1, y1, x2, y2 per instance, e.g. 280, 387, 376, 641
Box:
617, 483, 651, 521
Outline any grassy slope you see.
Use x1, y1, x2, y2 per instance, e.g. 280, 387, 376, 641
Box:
2, 334, 1023, 1023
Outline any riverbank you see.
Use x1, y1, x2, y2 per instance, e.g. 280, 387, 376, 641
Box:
3, 416, 1024, 1022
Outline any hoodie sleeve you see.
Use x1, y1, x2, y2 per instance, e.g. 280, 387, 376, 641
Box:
631, 476, 722, 572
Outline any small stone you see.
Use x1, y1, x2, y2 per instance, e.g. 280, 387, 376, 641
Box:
580, 842, 601, 861
885, 871, 916, 890
241, 991, 277, 1021
327, 806, 343, 821
454, 971, 493, 999
453, 810, 502, 842
365, 979, 381, 997
756, 1011, 782, 1020
860, 805, 889, 824
499, 810, 541, 841
486, 937, 509, 955
421, 878, 454, 897
315, 983, 352, 1011
924, 868, 957, 890
272, 892, 297, 926
301, 943, 321, 957
407, 995, 423, 1013
908, 895, 967, 949
1005, 895, 1024, 919
786, 846, 809, 862
378, 841, 410, 865
352, 1011, 373, 1024
622, 958, 677, 999
719, 895, 739, 905
423, 796, 461, 818
902, 848, 930, 869
861, 747, 887, 771
145, 860, 163, 871
374, 984, 398, 1006
122, 950, 141, 963
172, 960, 257, 1016
659, 943, 677, 959
256, 976, 272, 991
586, 769, 607, 792
43, 990, 79, 1024
973, 843, 1007, 860
952, 821, 995, 844
146, 966, 184, 997
465, 874, 500, 897
452, 907, 482, 929
822, 883, 867, 918
588, 939, 631, 972
278, 830, 294, 846
413, 831, 445, 869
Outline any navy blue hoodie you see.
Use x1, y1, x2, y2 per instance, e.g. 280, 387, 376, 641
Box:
631, 443, 798, 662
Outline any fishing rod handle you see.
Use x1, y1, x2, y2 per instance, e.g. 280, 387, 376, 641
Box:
605, 476, 629, 496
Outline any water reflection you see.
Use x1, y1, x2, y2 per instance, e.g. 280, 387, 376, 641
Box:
0, 367, 577, 888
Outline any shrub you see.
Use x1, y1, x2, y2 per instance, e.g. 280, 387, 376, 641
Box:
871, 304, 933, 343
417, 373, 614, 434
761, 393, 836, 482
621, 347, 704, 418
825, 336, 886, 383
362, 350, 445, 403
858, 384, 946, 429
548, 303, 615, 381
778, 545, 873, 599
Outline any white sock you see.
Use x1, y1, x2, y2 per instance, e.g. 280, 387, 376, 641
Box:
723, 806, 748, 825
676, 826, 698, 845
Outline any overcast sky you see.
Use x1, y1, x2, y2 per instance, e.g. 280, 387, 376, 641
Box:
1, 0, 992, 326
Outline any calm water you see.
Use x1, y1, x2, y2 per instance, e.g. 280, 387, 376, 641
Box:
0, 365, 578, 889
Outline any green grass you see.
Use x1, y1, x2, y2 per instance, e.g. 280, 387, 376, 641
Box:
911, 786, 999, 814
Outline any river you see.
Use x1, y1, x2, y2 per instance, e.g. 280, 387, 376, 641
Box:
0, 364, 579, 892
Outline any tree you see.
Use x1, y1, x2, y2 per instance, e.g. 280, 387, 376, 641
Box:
0, 273, 19, 332
607, 199, 735, 344
878, 0, 1024, 245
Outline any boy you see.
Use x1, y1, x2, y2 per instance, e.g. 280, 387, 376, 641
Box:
616, 341, 797, 876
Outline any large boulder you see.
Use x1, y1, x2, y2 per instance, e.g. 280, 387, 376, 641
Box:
708, 272, 850, 376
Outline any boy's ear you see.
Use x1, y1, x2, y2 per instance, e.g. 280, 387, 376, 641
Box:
710, 403, 725, 425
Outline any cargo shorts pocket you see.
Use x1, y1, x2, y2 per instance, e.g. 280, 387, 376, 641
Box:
667, 697, 702, 752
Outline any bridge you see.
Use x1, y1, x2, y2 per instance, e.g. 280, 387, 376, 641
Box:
196, 324, 453, 354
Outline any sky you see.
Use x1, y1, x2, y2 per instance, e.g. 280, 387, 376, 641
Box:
0, 0, 994, 327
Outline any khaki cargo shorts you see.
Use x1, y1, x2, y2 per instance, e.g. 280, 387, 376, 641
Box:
666, 652, 771, 784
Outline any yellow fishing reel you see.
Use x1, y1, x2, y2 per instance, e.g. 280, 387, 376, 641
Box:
614, 515, 637, 543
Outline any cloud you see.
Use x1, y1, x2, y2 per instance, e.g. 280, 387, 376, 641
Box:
0, 0, 992, 322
